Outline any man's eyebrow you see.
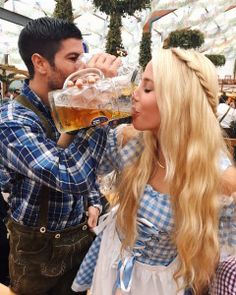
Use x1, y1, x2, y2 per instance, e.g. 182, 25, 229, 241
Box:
66, 52, 82, 57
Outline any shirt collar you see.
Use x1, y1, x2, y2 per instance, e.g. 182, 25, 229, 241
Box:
21, 79, 52, 119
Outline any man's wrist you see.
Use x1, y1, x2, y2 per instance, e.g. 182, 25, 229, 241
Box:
66, 130, 79, 135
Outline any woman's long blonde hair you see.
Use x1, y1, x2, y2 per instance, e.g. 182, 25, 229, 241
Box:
116, 48, 228, 294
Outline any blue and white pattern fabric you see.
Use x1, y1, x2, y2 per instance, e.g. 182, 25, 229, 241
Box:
72, 127, 235, 294
0, 80, 108, 231
210, 255, 236, 294
219, 196, 236, 258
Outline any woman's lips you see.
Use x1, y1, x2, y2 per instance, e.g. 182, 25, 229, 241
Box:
131, 107, 140, 118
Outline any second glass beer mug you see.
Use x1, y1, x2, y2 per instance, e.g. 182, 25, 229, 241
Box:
49, 67, 139, 133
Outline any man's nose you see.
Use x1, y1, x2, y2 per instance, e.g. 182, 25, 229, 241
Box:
75, 56, 87, 70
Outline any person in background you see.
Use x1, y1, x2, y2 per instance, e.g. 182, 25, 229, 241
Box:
219, 91, 228, 104
217, 97, 236, 129
0, 17, 120, 295
11, 89, 21, 100
228, 98, 236, 109
71, 48, 236, 295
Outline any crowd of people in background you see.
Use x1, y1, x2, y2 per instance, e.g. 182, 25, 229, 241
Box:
0, 89, 21, 105
217, 92, 236, 161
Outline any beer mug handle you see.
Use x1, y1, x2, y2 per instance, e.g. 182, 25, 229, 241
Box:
63, 68, 104, 89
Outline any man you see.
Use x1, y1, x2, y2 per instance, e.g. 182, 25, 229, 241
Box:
0, 17, 120, 295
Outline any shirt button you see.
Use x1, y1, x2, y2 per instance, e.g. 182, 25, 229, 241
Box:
55, 233, 61, 239
82, 225, 88, 231
40, 227, 46, 233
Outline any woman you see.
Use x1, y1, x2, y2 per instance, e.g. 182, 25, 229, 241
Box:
71, 48, 236, 295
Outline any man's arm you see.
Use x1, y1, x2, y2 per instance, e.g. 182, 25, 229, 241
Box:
0, 115, 108, 195
57, 134, 104, 228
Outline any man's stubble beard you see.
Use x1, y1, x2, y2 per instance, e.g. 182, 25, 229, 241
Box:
47, 66, 65, 91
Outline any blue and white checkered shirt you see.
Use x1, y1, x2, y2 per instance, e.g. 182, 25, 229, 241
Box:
72, 127, 235, 292
0, 80, 108, 231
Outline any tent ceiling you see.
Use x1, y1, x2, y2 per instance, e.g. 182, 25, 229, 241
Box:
0, 0, 235, 70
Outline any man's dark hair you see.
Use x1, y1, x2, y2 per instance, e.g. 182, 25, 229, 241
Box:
18, 17, 82, 79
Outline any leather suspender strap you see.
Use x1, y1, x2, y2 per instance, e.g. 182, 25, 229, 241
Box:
15, 94, 54, 231
15, 95, 54, 140
38, 186, 50, 233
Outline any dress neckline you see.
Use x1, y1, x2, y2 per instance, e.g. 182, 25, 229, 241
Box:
145, 183, 169, 198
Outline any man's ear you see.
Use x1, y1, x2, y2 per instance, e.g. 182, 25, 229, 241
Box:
31, 53, 49, 75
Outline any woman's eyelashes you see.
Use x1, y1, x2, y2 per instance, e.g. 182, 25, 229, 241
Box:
141, 80, 153, 94
144, 88, 152, 93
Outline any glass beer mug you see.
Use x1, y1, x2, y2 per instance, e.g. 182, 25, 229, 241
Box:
49, 66, 140, 133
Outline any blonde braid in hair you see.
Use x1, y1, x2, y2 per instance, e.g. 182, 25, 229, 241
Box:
171, 48, 218, 114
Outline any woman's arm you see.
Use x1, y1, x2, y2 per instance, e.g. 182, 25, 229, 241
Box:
97, 124, 142, 175
57, 124, 139, 148
220, 166, 236, 196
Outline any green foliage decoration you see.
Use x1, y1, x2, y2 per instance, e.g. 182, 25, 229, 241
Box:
53, 0, 74, 23
139, 32, 152, 70
167, 29, 205, 49
93, 0, 151, 55
205, 54, 226, 67
106, 14, 123, 56
165, 28, 226, 68
93, 0, 151, 16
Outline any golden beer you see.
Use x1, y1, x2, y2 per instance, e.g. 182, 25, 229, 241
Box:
51, 106, 131, 132
49, 67, 139, 133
